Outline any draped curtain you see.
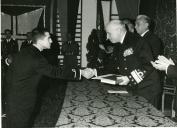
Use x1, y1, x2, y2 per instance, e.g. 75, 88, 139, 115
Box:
68, 0, 80, 39
96, 0, 106, 43
37, 9, 45, 29
115, 0, 140, 19
96, 0, 104, 31
1, 5, 45, 34
139, 0, 158, 19
57, 0, 80, 42
1, 0, 56, 32
57, 0, 68, 42
17, 8, 44, 34
1, 13, 11, 33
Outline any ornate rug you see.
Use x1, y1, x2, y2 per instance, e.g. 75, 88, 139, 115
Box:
55, 80, 177, 127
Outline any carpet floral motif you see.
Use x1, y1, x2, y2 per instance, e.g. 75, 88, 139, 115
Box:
55, 80, 177, 127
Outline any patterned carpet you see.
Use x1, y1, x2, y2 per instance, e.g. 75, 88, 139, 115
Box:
55, 79, 177, 127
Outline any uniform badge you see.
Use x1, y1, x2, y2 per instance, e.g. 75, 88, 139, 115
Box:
123, 48, 134, 57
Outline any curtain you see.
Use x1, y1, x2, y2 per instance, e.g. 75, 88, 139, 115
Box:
96, 0, 104, 31
37, 9, 45, 29
57, 0, 68, 41
68, 0, 80, 39
115, 0, 140, 19
96, 0, 105, 43
139, 0, 158, 19
17, 8, 43, 34
57, 0, 80, 41
1, 0, 55, 33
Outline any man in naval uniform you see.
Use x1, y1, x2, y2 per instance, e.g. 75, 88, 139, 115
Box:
86, 20, 161, 108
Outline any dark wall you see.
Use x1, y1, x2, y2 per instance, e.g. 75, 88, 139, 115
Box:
2, 0, 45, 5
139, 0, 158, 19
154, 0, 176, 55
140, 0, 176, 55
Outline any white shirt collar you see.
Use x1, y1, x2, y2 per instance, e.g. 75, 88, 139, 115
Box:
141, 30, 149, 37
120, 31, 127, 44
33, 44, 43, 51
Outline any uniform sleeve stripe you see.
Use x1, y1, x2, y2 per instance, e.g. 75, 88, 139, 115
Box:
134, 70, 143, 81
131, 70, 143, 83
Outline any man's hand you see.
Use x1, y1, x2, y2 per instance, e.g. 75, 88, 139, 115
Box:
116, 76, 130, 85
151, 56, 175, 71
81, 68, 96, 79
158, 55, 175, 65
151, 61, 169, 71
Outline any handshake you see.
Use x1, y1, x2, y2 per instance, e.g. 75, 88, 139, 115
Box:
81, 68, 97, 79
80, 68, 130, 86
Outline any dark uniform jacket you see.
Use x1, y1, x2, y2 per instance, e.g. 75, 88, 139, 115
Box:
143, 31, 164, 59
97, 32, 161, 105
20, 40, 33, 50
1, 38, 18, 98
143, 31, 165, 93
5, 45, 80, 128
1, 38, 18, 62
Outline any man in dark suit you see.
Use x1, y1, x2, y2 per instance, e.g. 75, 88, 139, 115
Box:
151, 55, 177, 78
1, 29, 18, 66
1, 29, 18, 115
86, 20, 161, 108
20, 32, 33, 50
151, 55, 177, 119
135, 15, 165, 109
5, 29, 89, 128
135, 15, 164, 60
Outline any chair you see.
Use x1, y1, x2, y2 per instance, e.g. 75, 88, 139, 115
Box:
161, 76, 176, 117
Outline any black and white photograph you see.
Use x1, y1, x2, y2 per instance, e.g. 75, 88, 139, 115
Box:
1, 0, 177, 127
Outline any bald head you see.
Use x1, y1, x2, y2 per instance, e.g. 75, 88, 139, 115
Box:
106, 20, 127, 43
106, 20, 126, 32
136, 15, 151, 26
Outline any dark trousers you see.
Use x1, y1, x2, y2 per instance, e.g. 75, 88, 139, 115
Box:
134, 87, 161, 109
5, 99, 36, 128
